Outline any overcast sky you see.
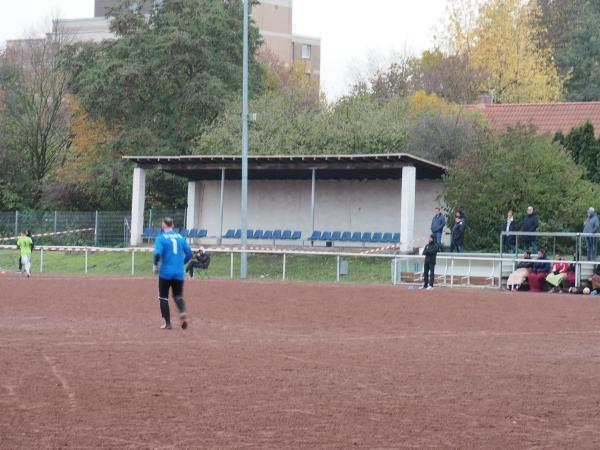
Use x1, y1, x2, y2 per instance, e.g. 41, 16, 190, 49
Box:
0, 0, 448, 99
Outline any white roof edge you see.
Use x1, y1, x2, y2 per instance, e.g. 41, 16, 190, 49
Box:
123, 153, 447, 170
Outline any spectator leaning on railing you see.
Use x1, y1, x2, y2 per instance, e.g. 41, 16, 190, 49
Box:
583, 207, 599, 261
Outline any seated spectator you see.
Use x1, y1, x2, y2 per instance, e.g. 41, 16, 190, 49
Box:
527, 249, 551, 292
186, 247, 211, 279
592, 265, 600, 292
507, 251, 532, 292
546, 253, 570, 293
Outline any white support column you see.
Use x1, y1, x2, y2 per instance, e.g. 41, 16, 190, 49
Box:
130, 167, 146, 246
219, 169, 226, 244
310, 169, 316, 234
186, 181, 202, 231
400, 166, 416, 252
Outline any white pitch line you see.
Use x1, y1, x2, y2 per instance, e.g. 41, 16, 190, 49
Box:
43, 354, 76, 409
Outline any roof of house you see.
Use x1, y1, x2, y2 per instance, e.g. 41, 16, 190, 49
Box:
123, 153, 447, 181
471, 102, 600, 137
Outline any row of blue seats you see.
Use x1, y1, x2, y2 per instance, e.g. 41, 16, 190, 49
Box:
143, 228, 208, 238
309, 231, 400, 243
224, 229, 302, 240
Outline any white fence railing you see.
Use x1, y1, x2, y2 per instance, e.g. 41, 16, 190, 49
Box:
2, 244, 597, 289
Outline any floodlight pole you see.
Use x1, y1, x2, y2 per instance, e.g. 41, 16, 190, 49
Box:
240, 0, 250, 279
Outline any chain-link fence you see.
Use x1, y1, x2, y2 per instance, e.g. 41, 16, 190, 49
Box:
0, 209, 187, 247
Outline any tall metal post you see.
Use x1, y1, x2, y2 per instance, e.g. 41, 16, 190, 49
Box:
94, 211, 99, 246
53, 211, 58, 234
15, 211, 19, 236
240, 0, 250, 279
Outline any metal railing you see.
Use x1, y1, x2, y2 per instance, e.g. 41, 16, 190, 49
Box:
500, 231, 600, 286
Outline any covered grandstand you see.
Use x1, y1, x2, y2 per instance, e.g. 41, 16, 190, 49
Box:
124, 153, 447, 251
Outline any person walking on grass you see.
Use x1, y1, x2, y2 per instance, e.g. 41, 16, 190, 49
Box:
153, 217, 193, 330
584, 207, 599, 261
16, 230, 33, 278
421, 235, 439, 290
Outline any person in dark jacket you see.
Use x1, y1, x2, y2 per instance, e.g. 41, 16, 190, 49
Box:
583, 207, 599, 261
450, 212, 466, 253
527, 248, 551, 292
186, 247, 211, 279
522, 206, 539, 253
430, 207, 446, 250
421, 235, 438, 289
503, 210, 517, 254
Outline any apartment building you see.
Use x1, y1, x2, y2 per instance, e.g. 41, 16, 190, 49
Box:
54, 0, 321, 84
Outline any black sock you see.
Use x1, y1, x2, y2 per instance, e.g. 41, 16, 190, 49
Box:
174, 296, 186, 315
160, 299, 171, 325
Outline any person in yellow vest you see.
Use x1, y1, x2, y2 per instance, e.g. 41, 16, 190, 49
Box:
16, 230, 33, 278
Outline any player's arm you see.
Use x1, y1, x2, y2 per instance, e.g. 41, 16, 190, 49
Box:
153, 237, 164, 274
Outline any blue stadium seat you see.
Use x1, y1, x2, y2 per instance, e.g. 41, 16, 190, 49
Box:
234, 229, 242, 239
371, 232, 383, 243
331, 231, 342, 241
321, 231, 332, 241
282, 230, 292, 240
310, 231, 322, 240
273, 230, 282, 240
291, 231, 302, 240
253, 230, 264, 239
198, 229, 208, 238
263, 230, 273, 240
187, 229, 198, 238
382, 232, 393, 243
341, 231, 351, 242
224, 229, 235, 239
351, 232, 362, 242
247, 229, 254, 239
180, 229, 189, 238
392, 233, 400, 243
143, 228, 154, 237
361, 232, 372, 242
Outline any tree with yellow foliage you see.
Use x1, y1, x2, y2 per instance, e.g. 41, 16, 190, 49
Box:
440, 0, 563, 103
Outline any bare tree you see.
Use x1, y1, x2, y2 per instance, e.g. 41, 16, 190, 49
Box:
0, 21, 73, 202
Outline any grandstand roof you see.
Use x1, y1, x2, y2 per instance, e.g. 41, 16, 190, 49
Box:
123, 153, 446, 181
470, 102, 600, 137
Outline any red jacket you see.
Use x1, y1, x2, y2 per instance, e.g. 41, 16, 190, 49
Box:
551, 261, 569, 273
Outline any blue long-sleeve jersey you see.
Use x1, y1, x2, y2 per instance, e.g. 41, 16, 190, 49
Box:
154, 230, 193, 280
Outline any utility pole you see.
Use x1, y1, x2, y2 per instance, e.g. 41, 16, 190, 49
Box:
240, 0, 250, 279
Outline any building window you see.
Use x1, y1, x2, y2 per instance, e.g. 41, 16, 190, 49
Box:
302, 44, 311, 60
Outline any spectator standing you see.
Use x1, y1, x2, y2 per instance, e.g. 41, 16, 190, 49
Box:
522, 207, 539, 253
583, 207, 599, 261
503, 210, 517, 254
421, 235, 438, 290
450, 212, 466, 253
431, 208, 446, 250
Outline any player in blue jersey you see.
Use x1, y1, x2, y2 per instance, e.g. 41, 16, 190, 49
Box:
153, 217, 193, 330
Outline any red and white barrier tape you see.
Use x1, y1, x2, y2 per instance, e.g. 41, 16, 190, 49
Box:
0, 228, 94, 242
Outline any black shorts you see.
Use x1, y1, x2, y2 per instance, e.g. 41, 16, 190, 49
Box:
158, 277, 184, 300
